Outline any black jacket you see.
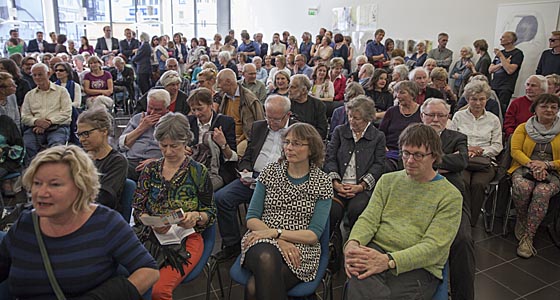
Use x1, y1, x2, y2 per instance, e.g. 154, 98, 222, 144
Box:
95, 37, 120, 57
110, 66, 135, 100
325, 123, 386, 190
119, 38, 140, 61
437, 129, 469, 217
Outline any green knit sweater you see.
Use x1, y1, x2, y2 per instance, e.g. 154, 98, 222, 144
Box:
348, 170, 462, 279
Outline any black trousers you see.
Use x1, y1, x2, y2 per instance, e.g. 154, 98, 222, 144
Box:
449, 208, 475, 300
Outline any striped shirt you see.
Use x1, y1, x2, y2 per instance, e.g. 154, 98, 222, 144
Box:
0, 205, 157, 299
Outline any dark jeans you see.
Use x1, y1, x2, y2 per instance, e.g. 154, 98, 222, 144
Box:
449, 209, 475, 300
215, 179, 254, 247
346, 242, 439, 300
23, 125, 69, 162
330, 190, 372, 234
137, 73, 151, 97
464, 167, 496, 226
493, 88, 513, 117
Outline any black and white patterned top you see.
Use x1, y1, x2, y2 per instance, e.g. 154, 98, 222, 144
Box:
240, 161, 333, 282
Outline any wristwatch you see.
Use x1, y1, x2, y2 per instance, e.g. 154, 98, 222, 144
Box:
387, 253, 396, 269
220, 143, 227, 150
276, 228, 283, 239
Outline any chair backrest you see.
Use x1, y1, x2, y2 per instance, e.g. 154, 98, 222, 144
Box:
120, 179, 136, 223
182, 222, 217, 283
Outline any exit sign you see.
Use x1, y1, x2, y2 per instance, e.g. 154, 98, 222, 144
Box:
308, 8, 318, 16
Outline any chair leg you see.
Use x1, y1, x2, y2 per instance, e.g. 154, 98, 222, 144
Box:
502, 187, 514, 236
227, 278, 233, 300
490, 184, 499, 232
216, 264, 224, 298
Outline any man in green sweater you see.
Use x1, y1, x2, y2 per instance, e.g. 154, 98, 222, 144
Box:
344, 123, 462, 299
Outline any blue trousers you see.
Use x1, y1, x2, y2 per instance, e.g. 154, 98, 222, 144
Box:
215, 179, 254, 247
24, 125, 69, 162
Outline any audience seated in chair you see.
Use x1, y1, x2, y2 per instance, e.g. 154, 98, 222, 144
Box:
330, 82, 365, 139
503, 75, 547, 137
0, 115, 24, 179
21, 63, 72, 162
421, 98, 475, 300
0, 145, 159, 299
119, 89, 169, 180
187, 87, 238, 189
214, 95, 295, 262
111, 56, 135, 112
288, 74, 328, 139
325, 96, 385, 239
240, 123, 332, 300
132, 113, 215, 300
78, 108, 128, 213
135, 70, 190, 116
344, 124, 462, 300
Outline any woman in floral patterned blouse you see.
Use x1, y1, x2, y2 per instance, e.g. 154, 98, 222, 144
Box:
132, 112, 215, 300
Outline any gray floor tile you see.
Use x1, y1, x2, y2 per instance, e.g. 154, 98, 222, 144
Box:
484, 263, 547, 296
476, 235, 519, 261
511, 256, 560, 284
475, 245, 507, 271
523, 285, 560, 300
474, 273, 521, 300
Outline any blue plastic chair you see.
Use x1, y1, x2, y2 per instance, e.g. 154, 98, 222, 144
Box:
432, 261, 449, 300
228, 218, 331, 299
180, 222, 223, 300
120, 179, 136, 223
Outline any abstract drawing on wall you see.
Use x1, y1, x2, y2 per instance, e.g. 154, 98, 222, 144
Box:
332, 7, 352, 31
356, 4, 378, 32
495, 1, 560, 96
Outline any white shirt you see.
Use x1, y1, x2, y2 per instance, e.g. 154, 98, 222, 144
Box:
342, 123, 371, 184
450, 109, 503, 158
253, 123, 289, 172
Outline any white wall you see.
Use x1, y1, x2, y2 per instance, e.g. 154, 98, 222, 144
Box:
232, 0, 560, 95
232, 0, 559, 53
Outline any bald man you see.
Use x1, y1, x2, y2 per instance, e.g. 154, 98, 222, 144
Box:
217, 69, 264, 156
239, 63, 267, 103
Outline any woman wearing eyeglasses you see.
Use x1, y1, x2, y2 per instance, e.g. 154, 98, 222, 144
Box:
77, 108, 127, 213
450, 81, 502, 226
54, 62, 82, 108
241, 123, 332, 300
508, 94, 560, 258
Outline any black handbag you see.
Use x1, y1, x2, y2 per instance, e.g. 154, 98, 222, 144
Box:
133, 224, 191, 276
466, 156, 492, 172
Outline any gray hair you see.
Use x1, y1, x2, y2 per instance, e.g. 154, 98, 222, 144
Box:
469, 74, 489, 84
147, 89, 171, 107
394, 81, 419, 99
290, 74, 312, 92
200, 54, 209, 61
360, 63, 374, 77
154, 112, 193, 145
252, 56, 262, 63
463, 81, 491, 100
345, 81, 365, 101
356, 55, 368, 64
526, 75, 548, 93
73, 54, 85, 63
31, 62, 49, 73
243, 63, 256, 73
202, 62, 217, 71
346, 95, 377, 122
77, 107, 114, 135
264, 95, 291, 113
420, 98, 451, 113
409, 67, 428, 81
392, 65, 409, 81
140, 32, 150, 43
165, 57, 178, 67
113, 56, 125, 65
461, 46, 474, 59
218, 51, 231, 61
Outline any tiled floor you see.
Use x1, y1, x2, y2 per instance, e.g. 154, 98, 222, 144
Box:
172, 211, 560, 300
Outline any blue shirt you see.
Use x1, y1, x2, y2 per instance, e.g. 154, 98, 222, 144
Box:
297, 64, 314, 79
238, 40, 261, 60
299, 41, 314, 61
365, 41, 388, 62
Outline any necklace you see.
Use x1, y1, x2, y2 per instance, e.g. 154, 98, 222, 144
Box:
400, 104, 418, 118
537, 143, 549, 160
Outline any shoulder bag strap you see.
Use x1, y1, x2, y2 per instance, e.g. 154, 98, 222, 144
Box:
32, 212, 67, 300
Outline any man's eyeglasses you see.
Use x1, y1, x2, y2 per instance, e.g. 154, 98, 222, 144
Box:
422, 112, 448, 119
400, 150, 433, 161
265, 112, 288, 123
282, 140, 309, 148
76, 128, 100, 138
